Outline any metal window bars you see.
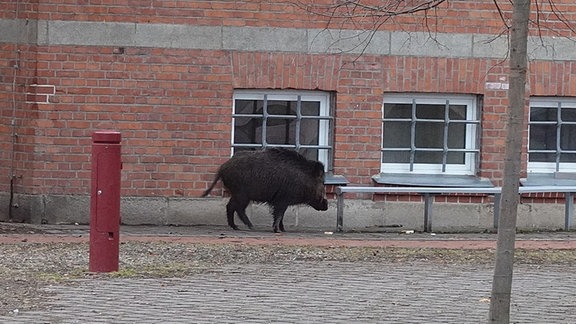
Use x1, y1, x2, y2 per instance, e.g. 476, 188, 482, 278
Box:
382, 99, 480, 172
232, 94, 333, 154
529, 101, 576, 172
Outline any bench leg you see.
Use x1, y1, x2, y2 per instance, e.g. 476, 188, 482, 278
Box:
337, 192, 344, 232
565, 192, 574, 231
424, 194, 434, 233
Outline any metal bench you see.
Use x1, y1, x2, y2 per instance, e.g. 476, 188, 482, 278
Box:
335, 186, 576, 232
517, 186, 576, 230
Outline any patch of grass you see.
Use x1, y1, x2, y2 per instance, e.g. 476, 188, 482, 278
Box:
37, 268, 86, 282
11, 243, 576, 285
107, 263, 197, 278
515, 249, 576, 265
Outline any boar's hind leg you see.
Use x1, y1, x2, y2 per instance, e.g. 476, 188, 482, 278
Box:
226, 197, 253, 230
272, 205, 288, 233
225, 200, 239, 230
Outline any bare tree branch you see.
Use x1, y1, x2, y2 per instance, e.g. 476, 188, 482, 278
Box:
294, 0, 449, 61
294, 0, 447, 19
493, 0, 511, 29
520, 0, 576, 40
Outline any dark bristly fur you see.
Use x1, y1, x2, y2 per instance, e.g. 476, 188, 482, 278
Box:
202, 148, 328, 233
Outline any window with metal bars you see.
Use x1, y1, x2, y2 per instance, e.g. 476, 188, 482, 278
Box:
528, 98, 576, 173
381, 94, 479, 175
232, 90, 333, 170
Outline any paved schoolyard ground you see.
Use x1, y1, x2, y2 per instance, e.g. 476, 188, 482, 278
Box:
2, 224, 576, 323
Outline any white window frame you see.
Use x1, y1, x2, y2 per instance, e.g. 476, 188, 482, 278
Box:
381, 93, 479, 175
232, 90, 331, 168
528, 97, 576, 174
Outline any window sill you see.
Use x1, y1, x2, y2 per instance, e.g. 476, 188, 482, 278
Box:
325, 174, 349, 186
372, 173, 495, 188
521, 173, 576, 186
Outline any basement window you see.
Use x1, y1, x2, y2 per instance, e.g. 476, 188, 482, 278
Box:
232, 90, 338, 180
528, 97, 576, 175
380, 93, 480, 176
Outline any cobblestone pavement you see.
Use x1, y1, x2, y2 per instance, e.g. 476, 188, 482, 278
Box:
2, 225, 576, 323
3, 262, 576, 323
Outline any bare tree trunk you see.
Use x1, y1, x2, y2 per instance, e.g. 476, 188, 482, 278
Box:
488, 0, 531, 323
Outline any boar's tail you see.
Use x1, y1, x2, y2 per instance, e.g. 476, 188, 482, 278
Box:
201, 174, 221, 197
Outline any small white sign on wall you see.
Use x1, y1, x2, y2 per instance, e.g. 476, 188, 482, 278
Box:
485, 82, 509, 90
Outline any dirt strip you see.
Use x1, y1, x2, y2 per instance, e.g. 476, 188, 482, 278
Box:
1, 233, 575, 250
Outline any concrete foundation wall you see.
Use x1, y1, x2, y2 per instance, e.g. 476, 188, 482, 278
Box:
0, 193, 569, 233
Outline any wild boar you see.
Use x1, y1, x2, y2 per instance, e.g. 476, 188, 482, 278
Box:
202, 148, 328, 232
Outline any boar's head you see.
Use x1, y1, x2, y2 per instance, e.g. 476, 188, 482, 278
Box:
308, 160, 329, 211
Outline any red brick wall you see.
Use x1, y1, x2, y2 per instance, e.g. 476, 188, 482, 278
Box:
3, 0, 575, 37
0, 43, 38, 193
20, 46, 236, 196
2, 0, 576, 203
0, 43, 15, 193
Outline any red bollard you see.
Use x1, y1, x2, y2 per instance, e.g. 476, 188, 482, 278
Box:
89, 131, 122, 272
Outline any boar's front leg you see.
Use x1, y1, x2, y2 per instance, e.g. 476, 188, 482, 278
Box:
235, 205, 254, 230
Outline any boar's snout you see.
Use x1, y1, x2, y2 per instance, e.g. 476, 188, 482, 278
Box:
311, 198, 328, 211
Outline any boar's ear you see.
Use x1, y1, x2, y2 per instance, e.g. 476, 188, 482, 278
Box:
312, 162, 325, 178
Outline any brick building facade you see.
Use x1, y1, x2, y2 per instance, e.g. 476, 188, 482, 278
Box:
1, 1, 575, 231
